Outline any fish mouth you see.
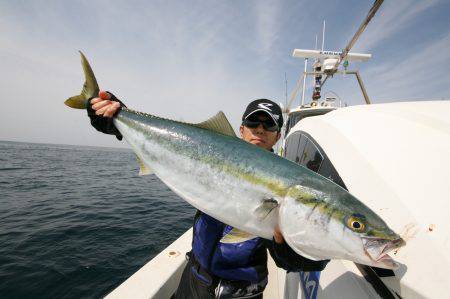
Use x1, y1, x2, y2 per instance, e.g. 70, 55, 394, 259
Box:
362, 237, 405, 269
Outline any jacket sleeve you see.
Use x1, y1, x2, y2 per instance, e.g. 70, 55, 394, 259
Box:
86, 91, 126, 140
264, 239, 329, 272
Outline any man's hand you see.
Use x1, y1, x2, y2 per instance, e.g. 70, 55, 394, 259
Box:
91, 90, 121, 118
273, 225, 285, 244
87, 90, 125, 140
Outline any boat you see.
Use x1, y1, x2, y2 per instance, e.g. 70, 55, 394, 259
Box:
106, 1, 450, 297
280, 99, 450, 299
105, 97, 450, 299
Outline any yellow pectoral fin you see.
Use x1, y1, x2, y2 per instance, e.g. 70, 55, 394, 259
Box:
220, 228, 257, 244
136, 154, 153, 176
253, 198, 279, 220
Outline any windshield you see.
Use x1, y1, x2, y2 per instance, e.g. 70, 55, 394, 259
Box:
285, 109, 335, 136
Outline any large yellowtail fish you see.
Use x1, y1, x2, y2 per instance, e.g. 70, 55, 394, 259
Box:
65, 52, 405, 269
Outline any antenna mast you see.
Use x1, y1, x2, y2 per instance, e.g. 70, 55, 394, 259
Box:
284, 72, 288, 108
321, 20, 325, 52
301, 59, 308, 106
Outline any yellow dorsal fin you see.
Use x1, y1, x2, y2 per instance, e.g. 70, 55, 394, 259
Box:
136, 154, 153, 176
193, 111, 236, 137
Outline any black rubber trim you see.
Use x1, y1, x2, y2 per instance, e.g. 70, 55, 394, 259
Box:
355, 264, 400, 299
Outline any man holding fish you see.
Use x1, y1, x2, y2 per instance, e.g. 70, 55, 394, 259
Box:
88, 91, 329, 298
66, 53, 405, 298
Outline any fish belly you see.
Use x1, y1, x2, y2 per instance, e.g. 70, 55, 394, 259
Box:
115, 118, 277, 239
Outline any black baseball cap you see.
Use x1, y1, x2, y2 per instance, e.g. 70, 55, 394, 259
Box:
242, 99, 283, 129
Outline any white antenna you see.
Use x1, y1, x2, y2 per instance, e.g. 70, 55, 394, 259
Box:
301, 59, 308, 106
315, 35, 318, 50
321, 20, 326, 52
284, 72, 288, 108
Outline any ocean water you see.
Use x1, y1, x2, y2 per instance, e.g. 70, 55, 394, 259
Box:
0, 141, 195, 299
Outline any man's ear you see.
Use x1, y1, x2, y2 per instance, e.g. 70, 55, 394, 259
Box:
239, 125, 244, 138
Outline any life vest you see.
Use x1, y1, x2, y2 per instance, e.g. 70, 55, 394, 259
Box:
191, 212, 268, 283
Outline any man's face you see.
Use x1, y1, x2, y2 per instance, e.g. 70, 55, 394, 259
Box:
240, 113, 281, 150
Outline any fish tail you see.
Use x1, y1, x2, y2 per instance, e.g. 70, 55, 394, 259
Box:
64, 51, 100, 109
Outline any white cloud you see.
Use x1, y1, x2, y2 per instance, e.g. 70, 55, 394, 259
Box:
0, 1, 449, 147
363, 29, 450, 101
0, 2, 284, 147
253, 0, 281, 56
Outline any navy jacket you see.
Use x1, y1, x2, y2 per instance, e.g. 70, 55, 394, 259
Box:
191, 211, 329, 283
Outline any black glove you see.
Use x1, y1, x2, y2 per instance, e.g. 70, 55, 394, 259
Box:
266, 238, 329, 272
86, 91, 126, 140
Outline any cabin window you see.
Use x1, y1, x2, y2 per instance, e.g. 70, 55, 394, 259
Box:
295, 134, 308, 164
317, 159, 334, 179
299, 136, 323, 172
284, 130, 346, 189
317, 159, 346, 190
284, 132, 301, 161
285, 112, 302, 136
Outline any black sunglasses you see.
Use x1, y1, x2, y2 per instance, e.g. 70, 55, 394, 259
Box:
242, 118, 279, 132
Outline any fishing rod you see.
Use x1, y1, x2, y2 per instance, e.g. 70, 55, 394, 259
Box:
320, 0, 384, 87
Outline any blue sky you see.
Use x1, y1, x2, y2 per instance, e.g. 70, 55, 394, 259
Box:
1, 0, 449, 147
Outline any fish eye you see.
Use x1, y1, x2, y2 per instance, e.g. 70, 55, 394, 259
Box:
346, 216, 366, 232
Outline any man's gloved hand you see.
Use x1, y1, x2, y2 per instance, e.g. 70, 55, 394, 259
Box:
87, 91, 126, 140
268, 225, 329, 272
269, 238, 330, 272
273, 225, 285, 244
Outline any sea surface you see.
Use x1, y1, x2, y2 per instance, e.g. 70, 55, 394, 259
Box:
0, 141, 195, 299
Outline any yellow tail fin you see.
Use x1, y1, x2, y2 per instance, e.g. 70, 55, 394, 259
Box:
64, 51, 100, 109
